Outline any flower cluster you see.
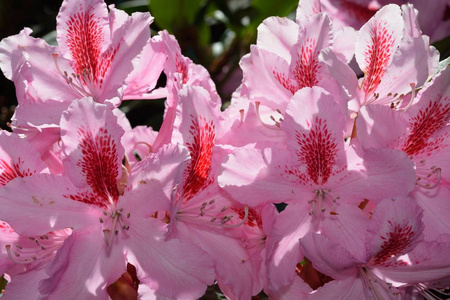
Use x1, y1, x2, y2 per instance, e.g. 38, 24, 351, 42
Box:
0, 0, 449, 299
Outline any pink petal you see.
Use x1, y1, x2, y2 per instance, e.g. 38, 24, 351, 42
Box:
0, 174, 102, 235
355, 104, 408, 149
125, 217, 215, 299
296, 0, 322, 25
266, 203, 312, 290
333, 27, 357, 63
0, 28, 79, 103
322, 204, 369, 262
299, 233, 360, 280
57, 0, 110, 63
305, 276, 397, 300
123, 36, 166, 99
2, 267, 47, 300
240, 46, 293, 106
0, 131, 47, 187
125, 144, 191, 214
39, 230, 126, 299
356, 4, 403, 103
412, 185, 450, 241
283, 87, 347, 187
99, 8, 152, 102
377, 239, 450, 285
336, 147, 416, 203
256, 17, 299, 62
60, 98, 125, 208
218, 146, 295, 206
366, 197, 424, 266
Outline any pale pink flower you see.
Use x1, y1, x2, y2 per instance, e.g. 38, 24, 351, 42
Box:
300, 197, 450, 299
219, 86, 416, 289
0, 98, 214, 298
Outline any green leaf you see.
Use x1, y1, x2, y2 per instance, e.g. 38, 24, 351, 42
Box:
149, 0, 207, 32
252, 0, 297, 19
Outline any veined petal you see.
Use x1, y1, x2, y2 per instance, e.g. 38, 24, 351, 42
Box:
60, 98, 124, 208
322, 204, 369, 262
172, 86, 220, 202
376, 238, 450, 285
0, 131, 47, 187
366, 197, 424, 267
256, 17, 299, 62
266, 203, 312, 290
299, 233, 360, 280
240, 46, 293, 106
99, 7, 152, 102
288, 13, 333, 91
283, 87, 347, 187
125, 217, 215, 299
57, 0, 110, 72
356, 4, 403, 104
39, 229, 126, 299
0, 174, 101, 236
402, 65, 450, 157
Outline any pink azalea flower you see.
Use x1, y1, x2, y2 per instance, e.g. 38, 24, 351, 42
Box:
0, 0, 153, 105
158, 86, 266, 299
0, 0, 157, 166
219, 86, 416, 289
0, 98, 214, 298
332, 4, 439, 111
299, 197, 450, 299
355, 64, 450, 240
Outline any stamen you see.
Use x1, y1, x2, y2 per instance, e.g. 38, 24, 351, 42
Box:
254, 102, 282, 130
398, 83, 416, 112
222, 205, 249, 228
134, 142, 153, 155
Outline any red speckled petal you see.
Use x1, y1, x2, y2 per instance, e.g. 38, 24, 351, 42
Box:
0, 174, 101, 236
283, 87, 347, 186
356, 4, 403, 103
57, 0, 109, 72
366, 197, 424, 267
377, 238, 450, 285
403, 66, 450, 157
0, 131, 47, 187
60, 98, 125, 208
172, 86, 220, 202
287, 13, 333, 92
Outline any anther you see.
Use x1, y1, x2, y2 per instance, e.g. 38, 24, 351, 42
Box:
209, 199, 215, 204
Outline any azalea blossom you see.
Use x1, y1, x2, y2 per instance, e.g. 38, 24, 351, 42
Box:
0, 98, 214, 298
299, 197, 450, 299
